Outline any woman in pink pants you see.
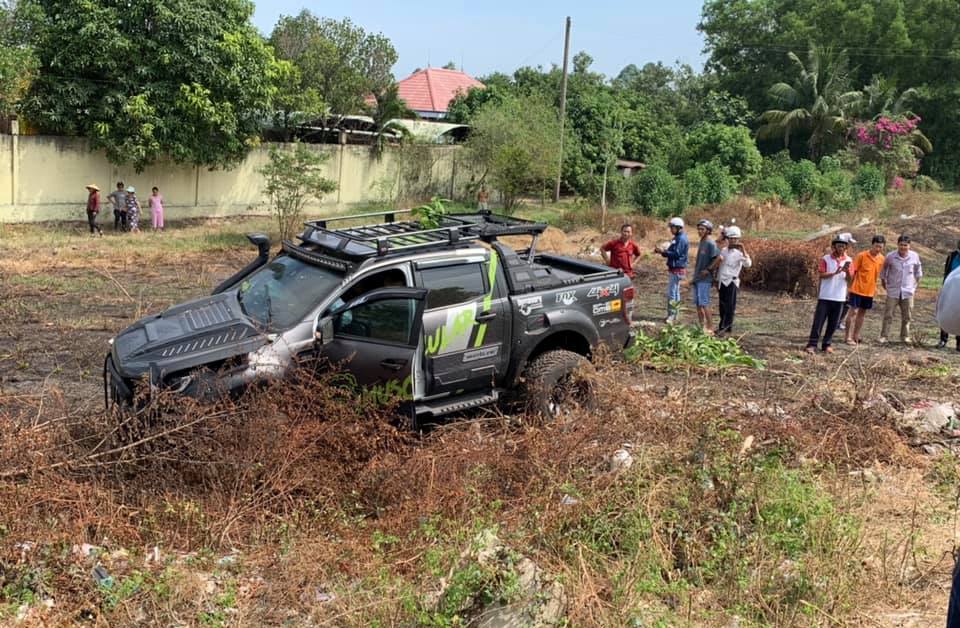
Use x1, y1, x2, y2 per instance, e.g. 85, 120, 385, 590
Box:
150, 186, 164, 231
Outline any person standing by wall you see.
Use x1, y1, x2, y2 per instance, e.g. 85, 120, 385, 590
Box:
879, 234, 923, 344
150, 186, 165, 231
844, 235, 886, 345
691, 219, 721, 333
477, 184, 489, 212
654, 217, 689, 323
938, 241, 960, 349
108, 181, 127, 231
805, 235, 853, 354
125, 186, 142, 234
715, 225, 751, 335
601, 224, 642, 279
84, 184, 102, 236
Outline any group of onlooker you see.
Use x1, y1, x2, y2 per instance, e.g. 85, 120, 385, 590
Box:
83, 181, 165, 235
601, 217, 959, 354
603, 217, 752, 336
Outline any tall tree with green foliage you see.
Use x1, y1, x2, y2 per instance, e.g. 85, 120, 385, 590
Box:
21, 0, 277, 171
757, 48, 861, 160
464, 95, 560, 210
0, 1, 38, 118
269, 12, 397, 117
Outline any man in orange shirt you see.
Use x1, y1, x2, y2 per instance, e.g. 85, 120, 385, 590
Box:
845, 235, 886, 344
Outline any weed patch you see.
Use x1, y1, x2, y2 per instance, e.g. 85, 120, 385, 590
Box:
626, 325, 765, 370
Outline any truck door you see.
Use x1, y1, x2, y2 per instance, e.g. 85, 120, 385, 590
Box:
416, 252, 510, 397
316, 287, 427, 404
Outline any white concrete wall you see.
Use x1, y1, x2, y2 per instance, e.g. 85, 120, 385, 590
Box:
0, 136, 470, 222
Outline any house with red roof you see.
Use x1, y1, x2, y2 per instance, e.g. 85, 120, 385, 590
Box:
395, 68, 484, 120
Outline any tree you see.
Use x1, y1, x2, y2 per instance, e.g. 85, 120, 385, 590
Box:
0, 1, 38, 118
757, 48, 861, 160
272, 60, 326, 141
21, 0, 277, 171
464, 95, 560, 210
259, 142, 337, 242
269, 12, 397, 117
367, 82, 413, 157
442, 61, 457, 70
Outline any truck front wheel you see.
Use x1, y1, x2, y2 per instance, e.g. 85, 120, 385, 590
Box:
520, 349, 597, 420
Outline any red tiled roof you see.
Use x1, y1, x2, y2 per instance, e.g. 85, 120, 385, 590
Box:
396, 68, 484, 114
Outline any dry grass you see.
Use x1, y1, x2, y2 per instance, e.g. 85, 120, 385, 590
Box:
2, 213, 960, 625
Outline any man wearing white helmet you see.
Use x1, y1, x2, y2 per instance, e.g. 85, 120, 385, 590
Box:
691, 219, 721, 332
654, 217, 689, 323
716, 225, 752, 335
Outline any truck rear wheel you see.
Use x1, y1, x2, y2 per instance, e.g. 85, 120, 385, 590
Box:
520, 349, 596, 420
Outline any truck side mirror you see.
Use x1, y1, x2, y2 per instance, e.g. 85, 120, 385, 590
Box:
315, 317, 335, 345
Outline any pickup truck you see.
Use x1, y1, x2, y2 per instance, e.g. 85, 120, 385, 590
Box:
104, 210, 635, 423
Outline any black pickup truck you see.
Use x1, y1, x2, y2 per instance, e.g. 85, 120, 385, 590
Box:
104, 211, 635, 423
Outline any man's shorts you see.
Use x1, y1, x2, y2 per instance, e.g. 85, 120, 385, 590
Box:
693, 280, 711, 306
849, 293, 874, 310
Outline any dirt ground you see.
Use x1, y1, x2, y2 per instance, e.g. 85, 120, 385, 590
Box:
2, 211, 960, 626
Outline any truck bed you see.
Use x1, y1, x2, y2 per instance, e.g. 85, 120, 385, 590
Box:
494, 242, 623, 294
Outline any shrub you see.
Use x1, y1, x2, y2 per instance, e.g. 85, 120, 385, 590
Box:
818, 155, 842, 173
785, 159, 819, 205
259, 142, 337, 242
684, 123, 762, 182
754, 175, 795, 204
761, 150, 793, 179
630, 165, 680, 217
913, 174, 942, 192
852, 164, 886, 200
682, 160, 737, 205
814, 169, 857, 212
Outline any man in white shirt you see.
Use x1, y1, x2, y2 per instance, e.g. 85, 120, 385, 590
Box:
805, 234, 853, 354
716, 226, 752, 335
879, 234, 923, 343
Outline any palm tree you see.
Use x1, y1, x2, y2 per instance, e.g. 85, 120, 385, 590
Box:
367, 83, 414, 157
757, 47, 861, 160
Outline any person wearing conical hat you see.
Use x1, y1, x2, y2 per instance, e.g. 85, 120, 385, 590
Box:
84, 184, 102, 236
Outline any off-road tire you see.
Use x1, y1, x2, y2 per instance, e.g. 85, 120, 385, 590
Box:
520, 349, 597, 421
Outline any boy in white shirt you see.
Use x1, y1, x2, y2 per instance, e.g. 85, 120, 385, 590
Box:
716, 226, 752, 335
805, 234, 853, 354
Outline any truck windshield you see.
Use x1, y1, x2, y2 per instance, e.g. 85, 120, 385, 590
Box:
237, 256, 342, 331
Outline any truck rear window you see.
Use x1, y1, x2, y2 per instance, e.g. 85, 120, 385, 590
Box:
420, 264, 486, 309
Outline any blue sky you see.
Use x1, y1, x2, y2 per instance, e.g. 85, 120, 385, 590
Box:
251, 1, 707, 81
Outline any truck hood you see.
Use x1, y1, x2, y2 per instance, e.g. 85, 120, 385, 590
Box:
111, 291, 267, 378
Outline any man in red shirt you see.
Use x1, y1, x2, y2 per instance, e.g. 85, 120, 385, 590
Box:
601, 224, 642, 278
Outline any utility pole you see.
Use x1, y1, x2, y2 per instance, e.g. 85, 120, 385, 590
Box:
553, 16, 571, 203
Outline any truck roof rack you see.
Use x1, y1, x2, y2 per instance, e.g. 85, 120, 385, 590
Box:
297, 209, 548, 261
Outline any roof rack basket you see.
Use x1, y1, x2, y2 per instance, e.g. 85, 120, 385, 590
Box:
300, 208, 548, 259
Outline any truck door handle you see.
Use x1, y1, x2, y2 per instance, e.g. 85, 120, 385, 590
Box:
475, 311, 497, 323
380, 358, 407, 371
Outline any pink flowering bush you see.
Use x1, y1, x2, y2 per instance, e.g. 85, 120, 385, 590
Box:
846, 115, 925, 184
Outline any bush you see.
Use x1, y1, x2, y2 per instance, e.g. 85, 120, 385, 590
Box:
818, 155, 842, 173
684, 123, 762, 182
814, 169, 857, 212
785, 159, 819, 204
761, 150, 794, 179
682, 160, 737, 205
754, 175, 795, 204
630, 165, 680, 217
913, 174, 942, 192
852, 164, 886, 200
